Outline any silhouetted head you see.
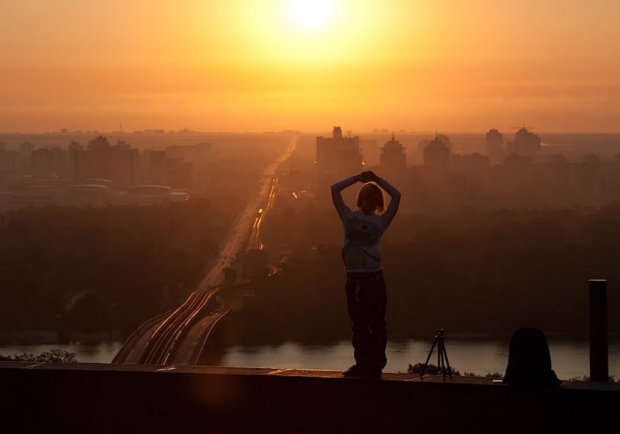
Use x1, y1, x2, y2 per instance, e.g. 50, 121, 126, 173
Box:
357, 182, 384, 215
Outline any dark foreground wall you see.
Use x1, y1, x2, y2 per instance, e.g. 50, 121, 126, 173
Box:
1, 363, 618, 434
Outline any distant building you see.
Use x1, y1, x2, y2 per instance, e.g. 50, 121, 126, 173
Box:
143, 150, 167, 185
164, 159, 194, 189
423, 134, 451, 169
506, 127, 541, 157
156, 143, 210, 189
316, 127, 362, 178
116, 185, 189, 206
0, 150, 22, 191
72, 136, 141, 188
451, 153, 490, 175
504, 153, 533, 175
67, 141, 84, 181
361, 139, 379, 167
87, 135, 110, 150
31, 148, 69, 179
68, 141, 83, 152
380, 134, 406, 171
75, 178, 115, 189
1, 185, 63, 208
486, 129, 504, 165
20, 142, 34, 173
164, 142, 211, 164
0, 150, 20, 172
66, 184, 113, 207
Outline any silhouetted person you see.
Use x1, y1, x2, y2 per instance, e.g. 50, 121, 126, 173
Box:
331, 171, 401, 379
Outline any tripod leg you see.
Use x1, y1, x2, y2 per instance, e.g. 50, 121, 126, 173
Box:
439, 339, 453, 380
438, 339, 446, 381
420, 338, 438, 377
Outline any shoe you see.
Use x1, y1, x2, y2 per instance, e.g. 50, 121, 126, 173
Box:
343, 364, 367, 377
367, 368, 382, 380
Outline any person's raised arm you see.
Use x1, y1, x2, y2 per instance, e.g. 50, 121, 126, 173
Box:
375, 176, 401, 228
331, 176, 359, 220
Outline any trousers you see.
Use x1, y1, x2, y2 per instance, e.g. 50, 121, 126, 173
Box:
345, 271, 387, 370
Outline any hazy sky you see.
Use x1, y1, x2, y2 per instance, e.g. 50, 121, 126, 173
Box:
1, 0, 619, 133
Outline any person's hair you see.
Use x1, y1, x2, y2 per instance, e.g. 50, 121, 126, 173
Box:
357, 182, 385, 213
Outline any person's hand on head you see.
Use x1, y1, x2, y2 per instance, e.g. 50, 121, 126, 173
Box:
359, 171, 379, 183
357, 172, 370, 182
366, 171, 380, 182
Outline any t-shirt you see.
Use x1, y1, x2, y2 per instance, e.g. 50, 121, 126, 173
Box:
331, 177, 401, 273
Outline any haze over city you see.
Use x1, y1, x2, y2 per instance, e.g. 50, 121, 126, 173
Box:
1, 3, 620, 430
2, 0, 620, 133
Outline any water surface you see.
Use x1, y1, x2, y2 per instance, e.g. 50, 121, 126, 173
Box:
2, 338, 618, 381
220, 338, 620, 380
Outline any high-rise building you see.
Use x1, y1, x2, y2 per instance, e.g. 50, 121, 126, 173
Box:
31, 148, 69, 179
87, 135, 110, 150
68, 141, 83, 152
143, 150, 166, 185
380, 134, 406, 171
316, 126, 362, 178
506, 127, 541, 157
486, 129, 504, 165
67, 141, 84, 183
73, 136, 141, 188
423, 134, 450, 168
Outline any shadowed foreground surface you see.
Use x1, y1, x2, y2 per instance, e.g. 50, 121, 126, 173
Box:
1, 363, 618, 433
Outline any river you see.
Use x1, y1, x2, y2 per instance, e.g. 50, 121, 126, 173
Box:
219, 337, 620, 380
2, 337, 619, 380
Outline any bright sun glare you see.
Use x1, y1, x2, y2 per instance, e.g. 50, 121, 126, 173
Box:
288, 0, 335, 30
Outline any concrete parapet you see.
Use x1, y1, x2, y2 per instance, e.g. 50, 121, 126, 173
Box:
1, 363, 618, 433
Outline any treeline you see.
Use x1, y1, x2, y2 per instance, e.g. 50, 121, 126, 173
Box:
217, 203, 620, 346
0, 349, 76, 363
0, 200, 227, 338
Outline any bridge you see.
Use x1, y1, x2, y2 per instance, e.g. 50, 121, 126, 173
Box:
113, 137, 296, 366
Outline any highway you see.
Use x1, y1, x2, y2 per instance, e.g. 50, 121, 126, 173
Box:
195, 135, 295, 289
114, 135, 297, 365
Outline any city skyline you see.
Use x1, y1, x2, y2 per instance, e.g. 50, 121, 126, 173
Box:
2, 1, 620, 133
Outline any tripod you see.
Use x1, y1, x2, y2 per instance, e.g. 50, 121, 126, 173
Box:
420, 329, 453, 381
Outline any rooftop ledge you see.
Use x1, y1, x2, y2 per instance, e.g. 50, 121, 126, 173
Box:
2, 362, 618, 433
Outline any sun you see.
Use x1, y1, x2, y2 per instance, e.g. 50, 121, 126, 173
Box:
288, 0, 335, 30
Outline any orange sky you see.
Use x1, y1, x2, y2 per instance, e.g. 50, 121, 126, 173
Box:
1, 0, 619, 133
